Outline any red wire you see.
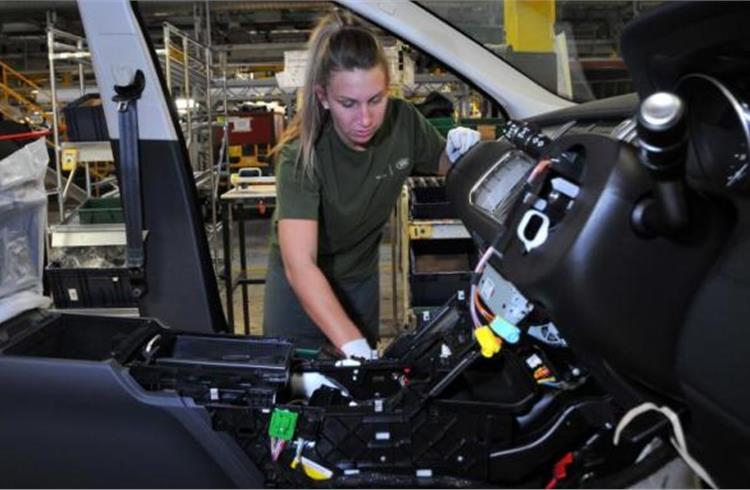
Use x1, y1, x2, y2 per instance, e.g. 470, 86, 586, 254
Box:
473, 288, 494, 323
0, 130, 50, 141
529, 158, 552, 183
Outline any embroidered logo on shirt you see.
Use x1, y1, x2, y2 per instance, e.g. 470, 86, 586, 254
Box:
395, 157, 410, 171
375, 157, 410, 180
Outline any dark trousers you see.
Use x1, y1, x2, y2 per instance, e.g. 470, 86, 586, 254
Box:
263, 253, 379, 350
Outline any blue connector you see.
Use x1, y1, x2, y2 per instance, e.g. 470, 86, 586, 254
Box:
490, 316, 521, 344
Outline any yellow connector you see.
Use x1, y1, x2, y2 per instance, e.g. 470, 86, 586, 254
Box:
475, 326, 502, 358
300, 456, 333, 481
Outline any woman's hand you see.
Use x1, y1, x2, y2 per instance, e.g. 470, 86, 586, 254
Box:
341, 337, 377, 360
446, 127, 481, 163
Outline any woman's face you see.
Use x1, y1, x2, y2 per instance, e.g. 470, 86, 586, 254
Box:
316, 66, 388, 151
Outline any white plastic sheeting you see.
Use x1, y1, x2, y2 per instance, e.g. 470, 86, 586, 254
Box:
0, 138, 51, 323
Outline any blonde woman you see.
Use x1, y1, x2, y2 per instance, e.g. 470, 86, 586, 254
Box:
263, 11, 480, 358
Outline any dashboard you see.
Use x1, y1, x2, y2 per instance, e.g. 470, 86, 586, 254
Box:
446, 3, 750, 486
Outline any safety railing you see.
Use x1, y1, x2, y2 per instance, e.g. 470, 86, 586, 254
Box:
0, 60, 50, 125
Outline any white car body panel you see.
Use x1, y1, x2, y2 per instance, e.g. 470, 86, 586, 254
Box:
339, 0, 575, 119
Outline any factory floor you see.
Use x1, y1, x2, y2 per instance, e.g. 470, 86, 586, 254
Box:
219, 215, 405, 346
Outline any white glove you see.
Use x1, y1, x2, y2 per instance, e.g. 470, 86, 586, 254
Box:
446, 127, 481, 163
340, 338, 375, 360
290, 372, 350, 398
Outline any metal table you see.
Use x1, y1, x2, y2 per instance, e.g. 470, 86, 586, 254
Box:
220, 183, 276, 334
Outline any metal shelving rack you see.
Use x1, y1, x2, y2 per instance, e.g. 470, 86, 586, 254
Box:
160, 22, 214, 172
45, 24, 128, 253
47, 26, 98, 223
394, 177, 470, 330
158, 21, 222, 269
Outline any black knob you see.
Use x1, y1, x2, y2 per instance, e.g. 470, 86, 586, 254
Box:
502, 120, 550, 159
632, 92, 690, 235
636, 92, 687, 179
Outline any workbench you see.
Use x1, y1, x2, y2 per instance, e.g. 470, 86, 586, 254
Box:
220, 181, 276, 334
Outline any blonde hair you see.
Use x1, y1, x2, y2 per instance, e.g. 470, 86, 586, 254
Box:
272, 11, 390, 178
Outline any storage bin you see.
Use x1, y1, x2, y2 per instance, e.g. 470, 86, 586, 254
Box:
78, 196, 124, 224
45, 265, 137, 308
134, 333, 293, 407
63, 94, 109, 142
410, 184, 456, 220
409, 238, 477, 307
217, 112, 280, 146
427, 117, 455, 137
3, 312, 149, 361
157, 334, 293, 377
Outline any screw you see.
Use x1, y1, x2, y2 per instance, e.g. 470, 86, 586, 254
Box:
457, 455, 464, 463
380, 456, 387, 463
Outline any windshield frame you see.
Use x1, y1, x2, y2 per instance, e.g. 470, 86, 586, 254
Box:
337, 0, 574, 119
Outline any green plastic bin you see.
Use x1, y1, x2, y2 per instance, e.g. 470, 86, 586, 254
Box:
79, 197, 124, 224
427, 117, 455, 137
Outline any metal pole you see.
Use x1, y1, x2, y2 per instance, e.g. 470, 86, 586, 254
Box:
193, 3, 201, 43
163, 24, 172, 93
222, 200, 234, 331
48, 27, 64, 223
223, 51, 229, 188
61, 163, 78, 202
400, 185, 411, 329
77, 37, 91, 200
77, 39, 85, 96
390, 205, 399, 334
206, 0, 219, 271
183, 36, 192, 167
85, 162, 91, 198
222, 52, 231, 284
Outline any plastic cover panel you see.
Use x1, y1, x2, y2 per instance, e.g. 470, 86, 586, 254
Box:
0, 138, 51, 323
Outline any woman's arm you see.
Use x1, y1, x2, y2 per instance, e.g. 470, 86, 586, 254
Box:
438, 150, 452, 175
278, 218, 365, 349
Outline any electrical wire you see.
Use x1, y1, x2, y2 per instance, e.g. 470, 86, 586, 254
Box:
469, 283, 482, 329
470, 246, 498, 329
529, 158, 551, 183
613, 402, 718, 489
270, 437, 286, 462
473, 288, 494, 323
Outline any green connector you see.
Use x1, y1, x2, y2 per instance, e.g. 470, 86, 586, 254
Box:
294, 347, 321, 360
268, 409, 299, 441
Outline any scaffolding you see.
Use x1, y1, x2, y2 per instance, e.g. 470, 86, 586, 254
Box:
47, 26, 96, 223
158, 21, 221, 270
159, 22, 214, 171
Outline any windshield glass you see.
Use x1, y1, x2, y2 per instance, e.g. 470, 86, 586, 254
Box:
418, 0, 661, 102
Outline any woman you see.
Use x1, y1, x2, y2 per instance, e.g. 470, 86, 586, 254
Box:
263, 11, 480, 358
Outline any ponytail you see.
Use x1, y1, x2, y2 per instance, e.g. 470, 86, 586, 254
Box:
272, 10, 390, 178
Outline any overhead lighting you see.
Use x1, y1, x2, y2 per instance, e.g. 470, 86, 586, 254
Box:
175, 97, 196, 112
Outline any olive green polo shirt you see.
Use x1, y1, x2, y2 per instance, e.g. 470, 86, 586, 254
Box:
270, 98, 445, 281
